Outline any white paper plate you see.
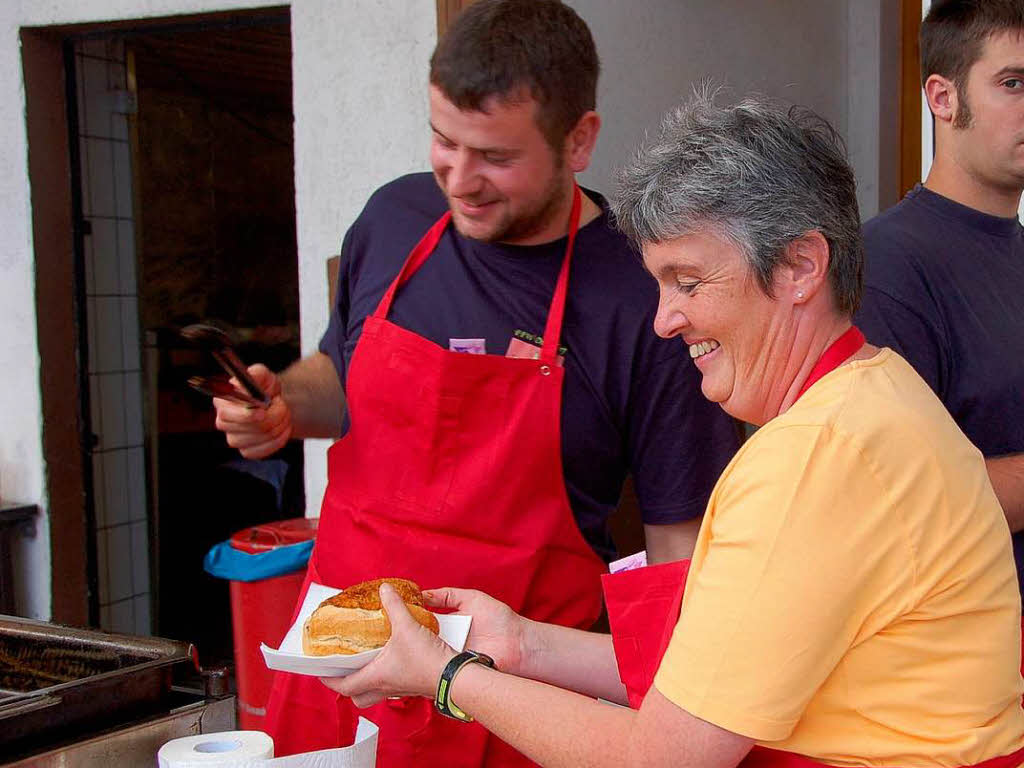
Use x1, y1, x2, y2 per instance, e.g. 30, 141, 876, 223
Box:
261, 582, 473, 678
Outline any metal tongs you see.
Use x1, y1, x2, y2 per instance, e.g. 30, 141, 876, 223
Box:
181, 323, 272, 408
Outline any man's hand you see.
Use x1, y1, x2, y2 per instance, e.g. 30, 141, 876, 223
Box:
424, 587, 527, 675
213, 364, 293, 458
322, 583, 456, 708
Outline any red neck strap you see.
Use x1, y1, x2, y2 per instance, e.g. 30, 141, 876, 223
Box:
795, 326, 866, 400
374, 185, 582, 364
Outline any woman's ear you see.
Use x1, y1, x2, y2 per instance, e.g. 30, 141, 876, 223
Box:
564, 111, 601, 174
785, 231, 830, 304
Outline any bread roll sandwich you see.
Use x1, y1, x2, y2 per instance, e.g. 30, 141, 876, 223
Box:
301, 578, 440, 656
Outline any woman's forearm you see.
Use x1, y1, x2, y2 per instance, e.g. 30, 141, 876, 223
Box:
451, 663, 636, 768
518, 619, 628, 704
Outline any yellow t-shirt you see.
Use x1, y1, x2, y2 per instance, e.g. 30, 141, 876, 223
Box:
654, 350, 1024, 766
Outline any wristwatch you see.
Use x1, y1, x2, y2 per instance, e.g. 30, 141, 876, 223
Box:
434, 650, 495, 722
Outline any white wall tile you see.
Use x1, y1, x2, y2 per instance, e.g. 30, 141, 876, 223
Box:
121, 297, 141, 372
108, 597, 135, 635
106, 524, 132, 603
107, 53, 126, 89
99, 373, 127, 448
124, 374, 143, 446
91, 218, 119, 296
130, 519, 149, 593
85, 138, 115, 217
126, 447, 146, 522
111, 114, 128, 142
103, 448, 130, 526
117, 219, 136, 294
81, 56, 110, 138
133, 594, 151, 636
113, 141, 133, 219
92, 296, 121, 373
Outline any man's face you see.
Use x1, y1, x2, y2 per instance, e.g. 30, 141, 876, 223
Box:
429, 86, 570, 245
949, 31, 1024, 193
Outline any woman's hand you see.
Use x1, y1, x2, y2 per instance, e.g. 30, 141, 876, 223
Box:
321, 583, 456, 708
424, 587, 526, 675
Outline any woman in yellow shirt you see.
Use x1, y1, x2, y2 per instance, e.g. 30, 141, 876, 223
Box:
320, 90, 1024, 768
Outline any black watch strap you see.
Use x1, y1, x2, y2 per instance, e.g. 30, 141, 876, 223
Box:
434, 650, 495, 722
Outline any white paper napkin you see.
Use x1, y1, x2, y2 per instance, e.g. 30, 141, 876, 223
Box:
261, 583, 472, 678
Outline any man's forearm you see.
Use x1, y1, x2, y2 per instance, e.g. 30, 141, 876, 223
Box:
644, 517, 702, 564
279, 352, 346, 439
987, 454, 1024, 532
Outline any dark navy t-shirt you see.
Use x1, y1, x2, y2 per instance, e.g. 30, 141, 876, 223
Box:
855, 184, 1024, 591
319, 173, 740, 560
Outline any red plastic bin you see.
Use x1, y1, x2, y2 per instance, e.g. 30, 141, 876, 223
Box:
228, 517, 318, 731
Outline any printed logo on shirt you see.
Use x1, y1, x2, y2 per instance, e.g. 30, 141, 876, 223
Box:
505, 329, 567, 366
449, 338, 487, 355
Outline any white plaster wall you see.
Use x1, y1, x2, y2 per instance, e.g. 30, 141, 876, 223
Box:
568, 0, 900, 220
2, 0, 434, 619
290, 1, 434, 515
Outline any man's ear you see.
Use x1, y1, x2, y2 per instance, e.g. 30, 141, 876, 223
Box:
924, 73, 957, 125
564, 111, 601, 174
785, 231, 830, 305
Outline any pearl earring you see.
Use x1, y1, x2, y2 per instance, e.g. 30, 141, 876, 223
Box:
796, 291, 805, 299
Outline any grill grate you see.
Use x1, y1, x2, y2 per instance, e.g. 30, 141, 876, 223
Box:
0, 637, 140, 690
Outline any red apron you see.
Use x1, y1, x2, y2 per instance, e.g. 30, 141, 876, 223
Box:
602, 327, 1024, 768
265, 186, 608, 765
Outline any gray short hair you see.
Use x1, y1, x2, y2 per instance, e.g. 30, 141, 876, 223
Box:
614, 90, 864, 316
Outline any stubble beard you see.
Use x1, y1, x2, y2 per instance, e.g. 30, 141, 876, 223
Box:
952, 82, 973, 130
446, 144, 571, 244
951, 83, 1024, 190
491, 171, 569, 243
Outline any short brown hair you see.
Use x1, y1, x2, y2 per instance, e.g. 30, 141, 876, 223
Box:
429, 0, 599, 150
920, 0, 1024, 88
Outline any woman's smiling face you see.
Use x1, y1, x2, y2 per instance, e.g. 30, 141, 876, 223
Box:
644, 229, 798, 425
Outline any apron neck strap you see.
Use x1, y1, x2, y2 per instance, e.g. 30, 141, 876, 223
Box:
372, 185, 584, 361
539, 184, 581, 361
795, 325, 865, 400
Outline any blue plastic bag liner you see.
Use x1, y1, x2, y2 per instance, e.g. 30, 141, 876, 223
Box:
204, 539, 313, 582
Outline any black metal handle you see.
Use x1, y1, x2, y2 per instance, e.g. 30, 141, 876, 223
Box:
180, 324, 271, 407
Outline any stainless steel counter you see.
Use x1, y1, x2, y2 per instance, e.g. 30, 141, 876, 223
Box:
2, 691, 236, 768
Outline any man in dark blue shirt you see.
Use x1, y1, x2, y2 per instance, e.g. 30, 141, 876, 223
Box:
856, 0, 1024, 591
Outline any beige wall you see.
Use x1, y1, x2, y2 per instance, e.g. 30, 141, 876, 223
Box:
570, 0, 903, 220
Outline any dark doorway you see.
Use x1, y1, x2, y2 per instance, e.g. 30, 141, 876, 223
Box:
60, 8, 302, 667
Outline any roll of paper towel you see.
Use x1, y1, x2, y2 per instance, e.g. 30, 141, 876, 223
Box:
158, 718, 378, 768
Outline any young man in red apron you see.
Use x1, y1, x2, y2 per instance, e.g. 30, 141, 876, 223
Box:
213, 1, 741, 762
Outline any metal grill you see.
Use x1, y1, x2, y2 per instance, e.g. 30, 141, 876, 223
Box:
0, 615, 195, 757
